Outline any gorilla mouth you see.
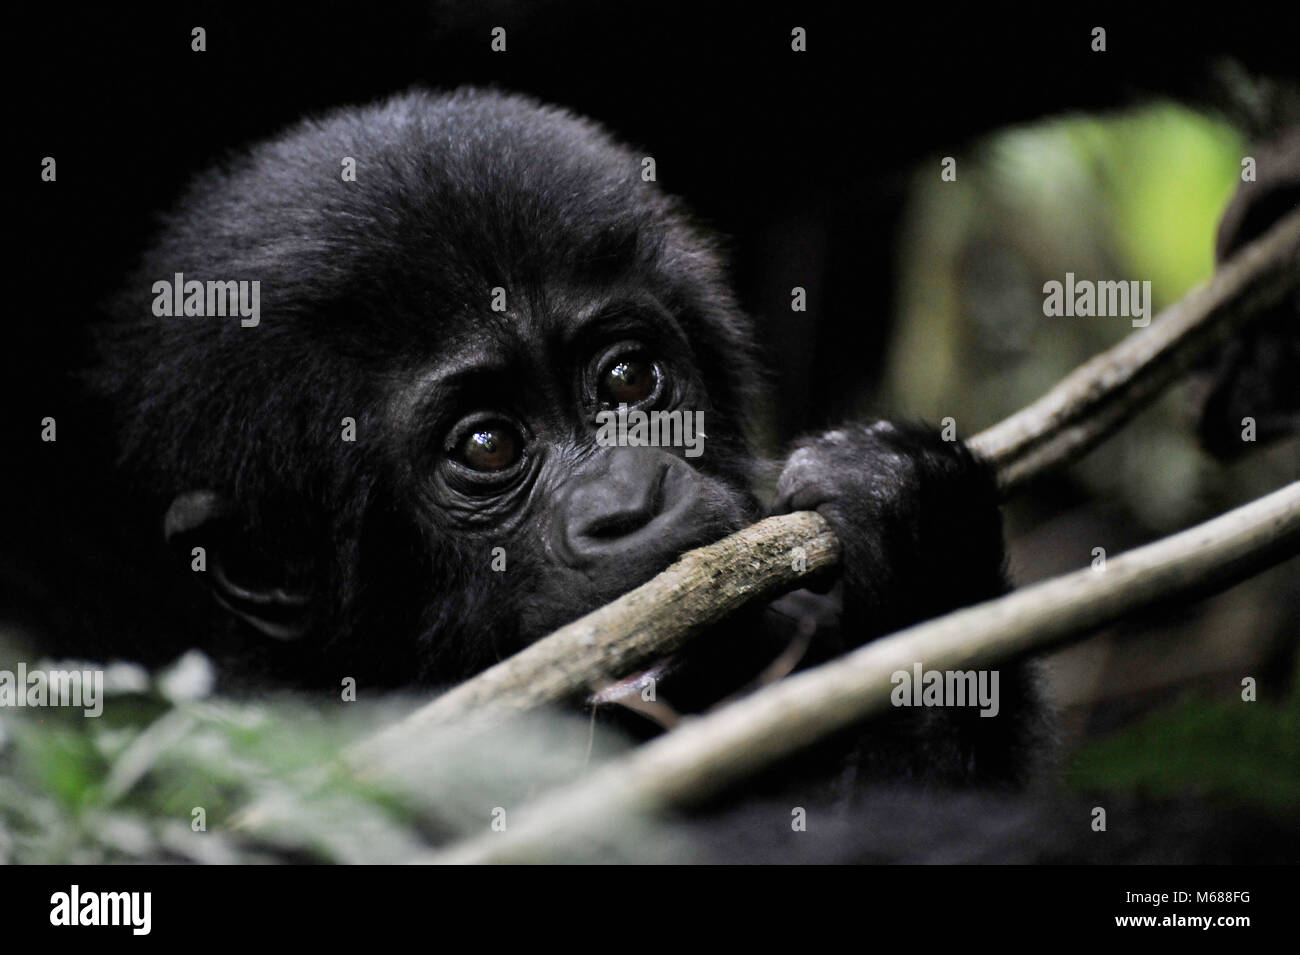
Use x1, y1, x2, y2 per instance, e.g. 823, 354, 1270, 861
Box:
586, 655, 681, 707
583, 592, 827, 733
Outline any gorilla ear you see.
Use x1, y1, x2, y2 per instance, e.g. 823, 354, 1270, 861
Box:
164, 490, 312, 641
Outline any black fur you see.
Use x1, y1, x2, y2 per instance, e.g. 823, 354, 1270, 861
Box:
91, 88, 1038, 787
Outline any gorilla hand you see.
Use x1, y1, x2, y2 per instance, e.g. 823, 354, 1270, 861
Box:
771, 421, 1008, 644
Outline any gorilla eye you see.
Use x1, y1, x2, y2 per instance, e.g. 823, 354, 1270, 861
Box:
455, 424, 521, 472
598, 353, 661, 407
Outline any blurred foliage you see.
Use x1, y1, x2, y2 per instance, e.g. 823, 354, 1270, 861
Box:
882, 101, 1296, 529
0, 653, 418, 863
993, 106, 1242, 300
0, 651, 636, 863
1066, 668, 1300, 816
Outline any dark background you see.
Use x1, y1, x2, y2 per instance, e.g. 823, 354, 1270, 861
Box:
10, 1, 1298, 435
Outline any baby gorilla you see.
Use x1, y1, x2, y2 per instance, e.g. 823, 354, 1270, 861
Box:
96, 88, 1037, 786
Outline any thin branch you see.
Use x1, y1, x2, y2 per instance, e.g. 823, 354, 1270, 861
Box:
427, 481, 1300, 863
354, 209, 1300, 755
969, 207, 1300, 494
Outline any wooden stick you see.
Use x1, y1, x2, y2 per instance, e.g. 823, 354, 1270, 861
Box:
361, 509, 838, 761
353, 209, 1300, 757
427, 480, 1300, 863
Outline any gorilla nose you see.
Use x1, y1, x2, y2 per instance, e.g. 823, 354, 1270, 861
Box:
577, 484, 661, 539
553, 449, 680, 566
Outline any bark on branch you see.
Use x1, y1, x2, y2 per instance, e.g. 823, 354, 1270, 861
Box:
357, 208, 1300, 758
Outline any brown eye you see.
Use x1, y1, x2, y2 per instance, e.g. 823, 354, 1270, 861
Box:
457, 424, 520, 472
599, 355, 658, 406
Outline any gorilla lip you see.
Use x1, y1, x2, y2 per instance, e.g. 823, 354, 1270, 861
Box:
586, 655, 680, 706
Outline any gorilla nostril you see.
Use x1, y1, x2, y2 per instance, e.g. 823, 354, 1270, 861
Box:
581, 505, 655, 539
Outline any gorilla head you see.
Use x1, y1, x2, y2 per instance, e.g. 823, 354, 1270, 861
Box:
96, 89, 764, 687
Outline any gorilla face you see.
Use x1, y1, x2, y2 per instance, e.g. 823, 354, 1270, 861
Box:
386, 285, 757, 659
97, 89, 763, 687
